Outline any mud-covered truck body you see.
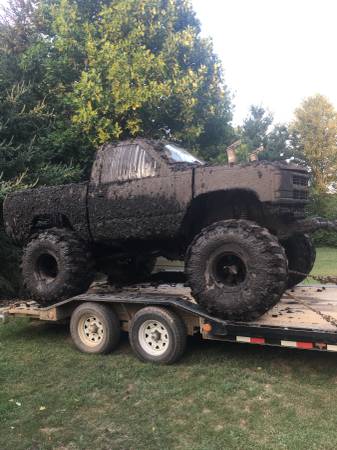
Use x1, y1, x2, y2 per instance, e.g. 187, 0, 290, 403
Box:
3, 138, 313, 320
4, 139, 309, 244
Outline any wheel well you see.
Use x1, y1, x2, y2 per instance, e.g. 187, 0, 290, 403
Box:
181, 189, 263, 239
31, 214, 72, 234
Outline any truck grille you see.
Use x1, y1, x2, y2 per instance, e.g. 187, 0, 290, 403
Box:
293, 175, 308, 186
293, 190, 308, 200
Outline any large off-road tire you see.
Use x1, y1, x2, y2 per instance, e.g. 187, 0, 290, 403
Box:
129, 307, 186, 364
282, 233, 316, 289
22, 228, 94, 304
106, 256, 156, 285
185, 220, 288, 321
70, 302, 120, 354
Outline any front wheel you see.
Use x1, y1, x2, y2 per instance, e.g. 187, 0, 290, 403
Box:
185, 220, 288, 321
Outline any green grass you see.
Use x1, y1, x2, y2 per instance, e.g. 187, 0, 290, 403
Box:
310, 247, 337, 278
1, 247, 337, 450
303, 247, 337, 284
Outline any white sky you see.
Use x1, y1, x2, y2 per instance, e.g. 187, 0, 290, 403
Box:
192, 0, 337, 125
1, 0, 336, 125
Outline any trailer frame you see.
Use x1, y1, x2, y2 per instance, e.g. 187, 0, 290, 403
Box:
2, 283, 337, 362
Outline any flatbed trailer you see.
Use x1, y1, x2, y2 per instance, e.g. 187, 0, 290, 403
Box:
1, 282, 337, 364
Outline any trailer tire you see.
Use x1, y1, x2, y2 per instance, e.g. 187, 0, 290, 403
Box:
185, 220, 288, 321
129, 307, 186, 364
282, 233, 316, 288
22, 228, 94, 304
70, 302, 120, 354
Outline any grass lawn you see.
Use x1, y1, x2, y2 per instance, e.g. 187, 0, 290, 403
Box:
309, 247, 337, 278
1, 248, 337, 450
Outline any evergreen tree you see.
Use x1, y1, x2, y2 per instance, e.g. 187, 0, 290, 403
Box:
241, 105, 273, 150
260, 124, 292, 161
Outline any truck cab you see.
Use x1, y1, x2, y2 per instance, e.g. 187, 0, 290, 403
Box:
87, 139, 202, 242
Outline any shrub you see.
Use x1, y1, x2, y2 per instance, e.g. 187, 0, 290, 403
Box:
308, 192, 337, 247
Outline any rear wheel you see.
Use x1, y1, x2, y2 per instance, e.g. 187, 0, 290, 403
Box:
70, 302, 120, 354
185, 220, 288, 321
282, 233, 316, 288
22, 228, 94, 304
129, 307, 186, 364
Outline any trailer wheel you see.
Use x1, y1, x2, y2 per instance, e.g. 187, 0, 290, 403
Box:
129, 307, 186, 364
70, 302, 120, 354
185, 219, 288, 321
282, 233, 316, 288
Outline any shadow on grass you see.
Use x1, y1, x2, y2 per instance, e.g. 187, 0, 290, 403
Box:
183, 334, 337, 383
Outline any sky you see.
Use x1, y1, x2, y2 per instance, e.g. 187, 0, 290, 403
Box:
1, 0, 336, 125
192, 0, 337, 125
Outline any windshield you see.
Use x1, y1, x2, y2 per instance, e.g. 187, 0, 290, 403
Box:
164, 144, 204, 165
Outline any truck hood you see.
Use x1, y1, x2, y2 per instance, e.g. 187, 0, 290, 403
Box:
193, 162, 309, 203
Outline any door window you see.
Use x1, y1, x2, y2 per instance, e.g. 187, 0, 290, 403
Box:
100, 144, 158, 183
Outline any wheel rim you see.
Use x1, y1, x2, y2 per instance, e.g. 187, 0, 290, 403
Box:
36, 253, 59, 284
212, 252, 247, 286
78, 314, 104, 347
138, 320, 169, 356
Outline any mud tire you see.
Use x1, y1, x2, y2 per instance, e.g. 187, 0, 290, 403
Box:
282, 233, 316, 288
129, 306, 186, 364
106, 256, 156, 285
185, 220, 288, 321
22, 228, 94, 304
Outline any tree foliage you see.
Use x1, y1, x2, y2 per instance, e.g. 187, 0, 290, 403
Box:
291, 94, 337, 193
260, 124, 292, 161
66, 0, 233, 158
240, 105, 273, 151
0, 0, 233, 184
235, 105, 292, 163
308, 192, 337, 247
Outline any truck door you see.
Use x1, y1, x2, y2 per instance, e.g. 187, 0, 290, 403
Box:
87, 142, 192, 243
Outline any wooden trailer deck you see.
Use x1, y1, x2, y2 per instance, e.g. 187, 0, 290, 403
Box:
1, 285, 337, 333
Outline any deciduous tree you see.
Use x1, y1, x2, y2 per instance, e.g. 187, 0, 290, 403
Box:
291, 94, 337, 192
67, 0, 233, 158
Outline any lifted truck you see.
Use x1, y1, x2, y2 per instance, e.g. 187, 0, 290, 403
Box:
2, 281, 337, 364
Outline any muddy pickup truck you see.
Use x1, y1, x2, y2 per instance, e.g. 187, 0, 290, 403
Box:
4, 138, 315, 320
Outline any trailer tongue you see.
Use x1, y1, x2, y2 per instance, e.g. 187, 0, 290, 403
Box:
1, 284, 337, 364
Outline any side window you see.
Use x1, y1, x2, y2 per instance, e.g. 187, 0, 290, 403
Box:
100, 144, 158, 183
